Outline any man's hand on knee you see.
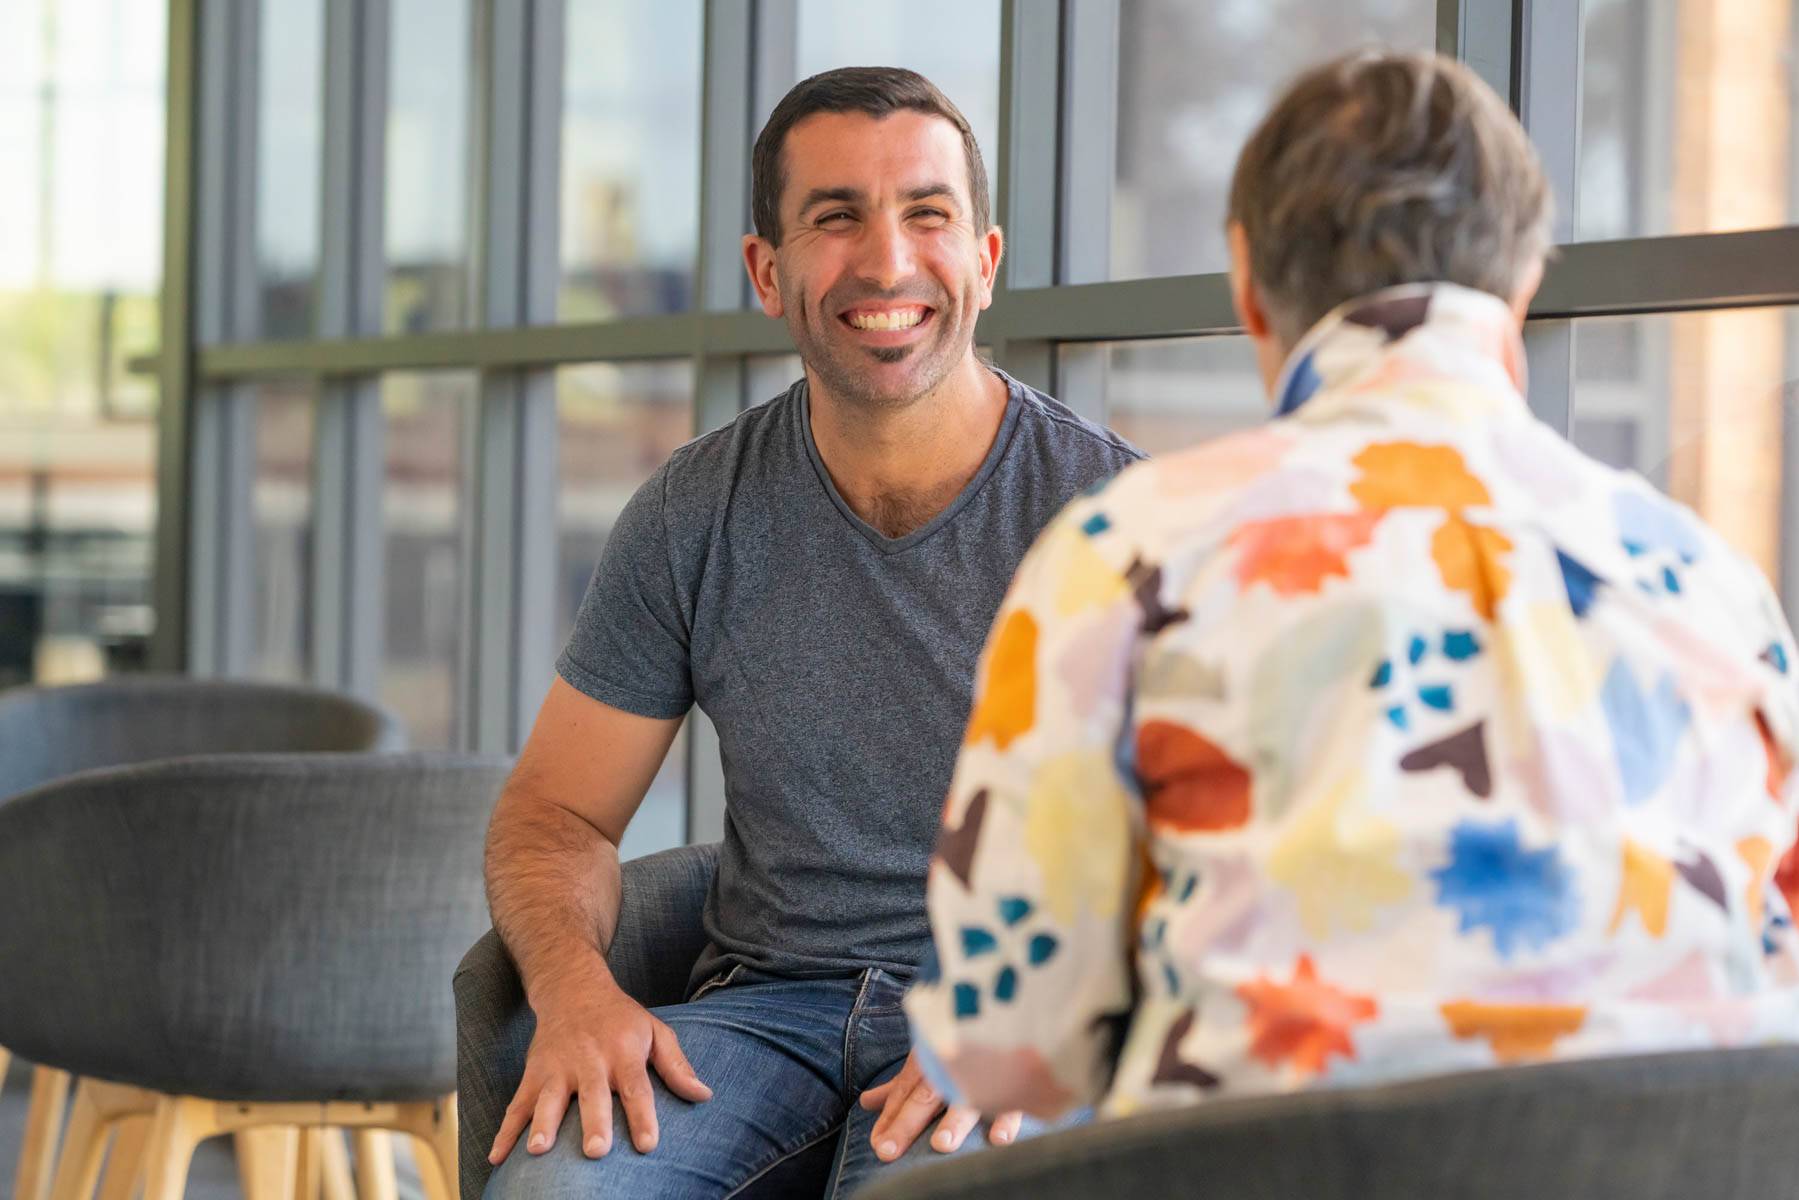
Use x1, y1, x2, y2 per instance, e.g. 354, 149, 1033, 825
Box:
859, 1050, 1022, 1162
489, 978, 712, 1165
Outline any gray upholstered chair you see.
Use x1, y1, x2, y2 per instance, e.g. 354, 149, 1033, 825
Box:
857, 1045, 1799, 1200
458, 846, 1799, 1200
455, 841, 721, 1200
0, 753, 509, 1200
0, 676, 406, 1200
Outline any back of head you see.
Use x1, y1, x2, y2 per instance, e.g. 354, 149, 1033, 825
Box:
1228, 50, 1552, 346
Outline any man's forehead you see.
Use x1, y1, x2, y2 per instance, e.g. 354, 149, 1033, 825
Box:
782, 110, 968, 202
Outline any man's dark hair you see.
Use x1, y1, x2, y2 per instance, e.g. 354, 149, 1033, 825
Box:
751, 66, 991, 246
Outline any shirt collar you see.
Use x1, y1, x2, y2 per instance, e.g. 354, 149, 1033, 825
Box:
1271, 283, 1529, 419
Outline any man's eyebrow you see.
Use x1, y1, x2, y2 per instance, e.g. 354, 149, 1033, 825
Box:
797, 186, 864, 212
904, 183, 959, 204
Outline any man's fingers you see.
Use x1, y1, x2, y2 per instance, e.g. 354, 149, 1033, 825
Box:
615, 1063, 661, 1154
576, 1072, 614, 1159
859, 1078, 898, 1111
489, 1087, 536, 1164
990, 1110, 1024, 1147
929, 1105, 981, 1153
872, 1076, 945, 1162
649, 1023, 713, 1103
527, 1082, 571, 1156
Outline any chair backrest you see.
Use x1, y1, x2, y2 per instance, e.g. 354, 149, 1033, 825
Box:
0, 676, 407, 799
0, 753, 509, 1104
859, 1045, 1799, 1200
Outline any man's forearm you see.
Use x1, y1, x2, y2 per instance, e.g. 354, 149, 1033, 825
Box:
486, 785, 626, 1006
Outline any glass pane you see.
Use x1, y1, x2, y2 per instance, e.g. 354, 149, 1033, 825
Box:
1064, 337, 1265, 456
1111, 0, 1437, 280
795, 0, 1002, 192
1569, 307, 1799, 609
559, 0, 703, 321
1576, 0, 1797, 241
385, 0, 474, 334
557, 360, 695, 859
746, 353, 803, 407
381, 371, 474, 749
251, 382, 314, 682
0, 0, 164, 686
255, 0, 324, 339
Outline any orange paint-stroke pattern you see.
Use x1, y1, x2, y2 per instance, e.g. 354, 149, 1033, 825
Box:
1432, 516, 1514, 622
1137, 720, 1254, 833
1349, 441, 1491, 510
1609, 839, 1676, 938
964, 608, 1038, 750
1440, 1001, 1588, 1063
1230, 511, 1383, 597
1235, 955, 1378, 1076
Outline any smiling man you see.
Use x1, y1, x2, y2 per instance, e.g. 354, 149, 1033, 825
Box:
480, 68, 1141, 1199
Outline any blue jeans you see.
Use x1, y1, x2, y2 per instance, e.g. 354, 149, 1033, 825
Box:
484, 965, 1064, 1199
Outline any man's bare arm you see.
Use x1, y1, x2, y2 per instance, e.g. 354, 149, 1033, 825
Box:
484, 677, 709, 1162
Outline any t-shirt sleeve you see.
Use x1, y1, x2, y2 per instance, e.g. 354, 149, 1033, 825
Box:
555, 462, 695, 720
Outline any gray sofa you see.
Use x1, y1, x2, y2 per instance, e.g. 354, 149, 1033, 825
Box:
455, 843, 1799, 1200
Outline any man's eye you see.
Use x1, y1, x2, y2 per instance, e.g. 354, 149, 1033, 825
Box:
912, 208, 949, 222
818, 211, 853, 226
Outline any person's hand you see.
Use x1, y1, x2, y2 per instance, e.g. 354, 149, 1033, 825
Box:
489, 977, 711, 1164
858, 1050, 1023, 1162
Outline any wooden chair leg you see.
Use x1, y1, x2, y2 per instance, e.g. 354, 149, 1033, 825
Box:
46, 1078, 111, 1200
235, 1128, 299, 1200
16, 1066, 74, 1200
412, 1094, 457, 1200
319, 1132, 353, 1200
292, 1130, 324, 1200
139, 1097, 215, 1200
97, 1115, 151, 1200
352, 1131, 397, 1200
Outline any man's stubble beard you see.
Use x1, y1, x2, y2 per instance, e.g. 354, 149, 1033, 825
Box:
784, 275, 969, 414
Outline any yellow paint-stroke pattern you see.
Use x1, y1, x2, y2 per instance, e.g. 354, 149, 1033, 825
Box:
965, 608, 1038, 750
1432, 516, 1514, 622
1267, 773, 1413, 939
1441, 1001, 1588, 1063
1349, 441, 1491, 510
1609, 839, 1675, 938
1024, 750, 1134, 923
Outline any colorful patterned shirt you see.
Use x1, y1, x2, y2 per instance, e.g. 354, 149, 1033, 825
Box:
904, 283, 1799, 1119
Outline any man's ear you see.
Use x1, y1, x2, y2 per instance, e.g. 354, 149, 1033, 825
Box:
976, 224, 1004, 310
1508, 255, 1544, 324
743, 234, 784, 318
1227, 222, 1271, 340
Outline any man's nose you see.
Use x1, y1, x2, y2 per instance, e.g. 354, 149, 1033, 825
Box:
853, 214, 917, 292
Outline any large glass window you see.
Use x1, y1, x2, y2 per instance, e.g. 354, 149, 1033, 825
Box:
255, 0, 325, 339
381, 371, 474, 749
1061, 337, 1265, 456
1576, 0, 1797, 242
0, 0, 164, 686
251, 382, 314, 683
795, 0, 1002, 188
385, 0, 475, 334
557, 360, 695, 858
1569, 307, 1799, 605
559, 0, 703, 321
1110, 0, 1436, 280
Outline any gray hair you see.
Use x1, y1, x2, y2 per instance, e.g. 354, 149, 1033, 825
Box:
1227, 50, 1553, 345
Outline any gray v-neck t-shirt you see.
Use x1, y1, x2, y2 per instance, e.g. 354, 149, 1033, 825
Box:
557, 369, 1143, 988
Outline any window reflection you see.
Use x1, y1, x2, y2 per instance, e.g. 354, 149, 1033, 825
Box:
1112, 0, 1435, 279
381, 371, 474, 748
556, 360, 695, 858
251, 382, 314, 683
0, 0, 164, 685
385, 0, 474, 334
560, 0, 702, 320
1063, 337, 1265, 456
255, 0, 324, 339
1569, 308, 1799, 609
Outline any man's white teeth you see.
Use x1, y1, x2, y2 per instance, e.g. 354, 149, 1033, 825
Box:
849, 309, 924, 331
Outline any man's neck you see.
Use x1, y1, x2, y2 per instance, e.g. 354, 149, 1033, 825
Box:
808, 354, 1009, 538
